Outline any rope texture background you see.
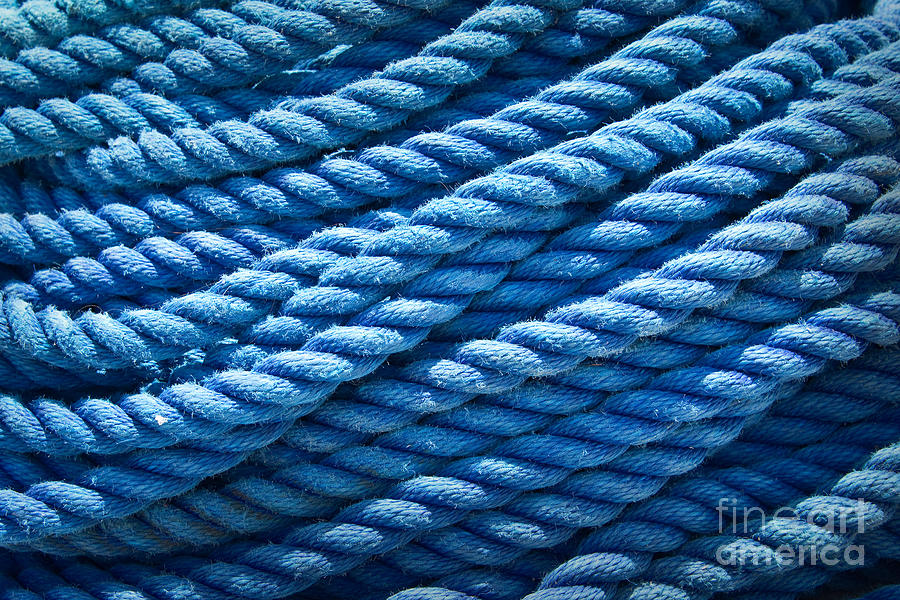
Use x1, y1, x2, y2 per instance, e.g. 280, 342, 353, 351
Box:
0, 0, 898, 598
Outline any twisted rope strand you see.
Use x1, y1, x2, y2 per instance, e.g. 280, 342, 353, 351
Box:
604, 442, 900, 600
512, 356, 900, 600
0, 0, 590, 169
0, 51, 888, 524
6, 146, 890, 559
1, 3, 827, 320
2, 19, 891, 392
0, 0, 620, 172
40, 0, 836, 190
0, 0, 214, 59
0, 0, 453, 107
2, 85, 900, 561
34, 287, 900, 598
0, 1, 898, 597
382, 350, 900, 599
0, 0, 703, 257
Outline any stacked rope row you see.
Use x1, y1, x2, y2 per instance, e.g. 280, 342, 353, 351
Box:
0, 0, 897, 598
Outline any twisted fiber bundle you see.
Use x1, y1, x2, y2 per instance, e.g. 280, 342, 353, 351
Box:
508, 352, 900, 600
2, 41, 900, 542
6, 283, 898, 598
1, 89, 900, 584
0, 5, 828, 331
0, 0, 213, 59
39, 0, 835, 190
2, 15, 892, 393
0, 0, 690, 227
8, 42, 900, 414
380, 348, 900, 599
0, 22, 598, 309
0, 65, 555, 219
0, 0, 453, 106
0, 0, 668, 243
282, 278, 890, 595
7, 143, 895, 560
0, 0, 595, 169
0, 0, 627, 168
0, 0, 698, 298
2, 0, 900, 598
0, 42, 884, 464
593, 441, 900, 600
0, 1, 480, 149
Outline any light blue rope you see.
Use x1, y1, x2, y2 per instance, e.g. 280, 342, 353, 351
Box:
1, 70, 890, 568
0, 1, 898, 598
0, 0, 825, 329
377, 347, 899, 599
5, 144, 892, 561
1, 11, 889, 390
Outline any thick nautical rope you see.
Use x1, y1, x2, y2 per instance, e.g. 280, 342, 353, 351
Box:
37, 1, 838, 190
1, 85, 900, 564
0, 0, 215, 59
1, 17, 892, 393
0, 2, 899, 598
0, 0, 591, 169
6, 143, 897, 560
508, 354, 900, 600
0, 21, 884, 442
0, 18, 615, 311
1, 338, 897, 600
377, 349, 900, 599
0, 0, 454, 106
0, 0, 636, 169
0, 0, 700, 260
0, 39, 892, 482
0, 10, 833, 332
9, 285, 899, 599
606, 442, 900, 600
0, 0, 734, 303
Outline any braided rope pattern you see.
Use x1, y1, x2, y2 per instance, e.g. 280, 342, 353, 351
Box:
0, 0, 212, 59
10, 153, 895, 560
0, 0, 452, 105
0, 0, 773, 271
379, 348, 899, 599
513, 354, 900, 600
1, 0, 899, 598
0, 0, 600, 168
0, 0, 634, 168
2, 15, 892, 393
1, 77, 899, 564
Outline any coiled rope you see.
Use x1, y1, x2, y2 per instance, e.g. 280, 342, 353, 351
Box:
0, 0, 898, 598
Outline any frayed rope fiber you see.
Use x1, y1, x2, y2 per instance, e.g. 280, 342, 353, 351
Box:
0, 0, 899, 598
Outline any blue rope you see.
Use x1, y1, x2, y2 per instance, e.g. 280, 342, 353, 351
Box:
0, 72, 898, 571
0, 0, 898, 598
0, 0, 591, 168
0, 0, 627, 167
0, 24, 898, 550
0, 0, 827, 325
3, 144, 894, 560
377, 347, 900, 599
0, 0, 212, 59
1, 10, 889, 390
0, 0, 453, 106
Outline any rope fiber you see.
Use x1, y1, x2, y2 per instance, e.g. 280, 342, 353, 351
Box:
0, 0, 898, 599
